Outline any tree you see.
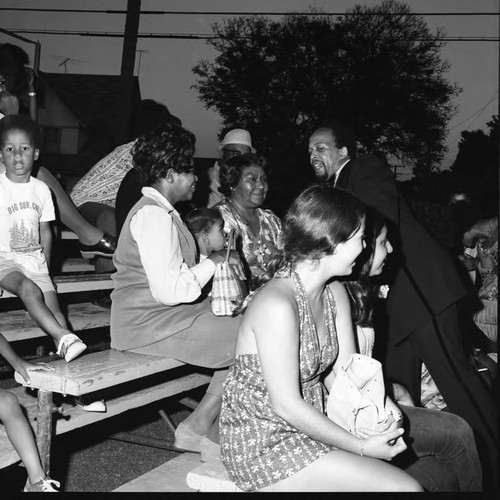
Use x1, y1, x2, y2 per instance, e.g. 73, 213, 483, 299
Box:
397, 115, 499, 220
452, 115, 499, 181
193, 0, 460, 211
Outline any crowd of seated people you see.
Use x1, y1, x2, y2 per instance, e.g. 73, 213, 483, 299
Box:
1, 42, 498, 493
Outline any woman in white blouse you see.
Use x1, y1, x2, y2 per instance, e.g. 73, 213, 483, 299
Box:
110, 122, 244, 459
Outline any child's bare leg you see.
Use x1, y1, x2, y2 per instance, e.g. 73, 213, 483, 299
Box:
36, 166, 103, 245
42, 291, 87, 362
0, 390, 46, 482
0, 272, 70, 343
42, 290, 69, 331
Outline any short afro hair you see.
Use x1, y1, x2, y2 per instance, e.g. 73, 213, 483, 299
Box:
132, 121, 196, 186
0, 114, 40, 148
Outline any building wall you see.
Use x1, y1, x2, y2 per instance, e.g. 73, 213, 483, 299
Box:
37, 85, 82, 155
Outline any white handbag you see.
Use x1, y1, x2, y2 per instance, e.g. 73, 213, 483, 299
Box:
327, 354, 394, 436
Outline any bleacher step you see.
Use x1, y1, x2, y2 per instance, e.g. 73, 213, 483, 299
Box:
1, 371, 211, 470
186, 457, 242, 492
2, 303, 111, 342
61, 258, 95, 273
1, 273, 113, 298
113, 453, 199, 492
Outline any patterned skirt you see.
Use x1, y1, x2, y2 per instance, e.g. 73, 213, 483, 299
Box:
220, 354, 332, 491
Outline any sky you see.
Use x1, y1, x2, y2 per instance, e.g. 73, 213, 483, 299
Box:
1, 0, 498, 171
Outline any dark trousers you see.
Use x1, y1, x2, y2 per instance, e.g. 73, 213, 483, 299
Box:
384, 302, 498, 491
398, 405, 482, 492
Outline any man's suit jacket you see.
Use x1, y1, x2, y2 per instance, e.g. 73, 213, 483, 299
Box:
334, 154, 467, 342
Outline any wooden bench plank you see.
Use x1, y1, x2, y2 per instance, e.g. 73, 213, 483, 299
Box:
1, 370, 211, 469
186, 458, 242, 492
21, 372, 209, 434
61, 258, 95, 273
0, 426, 19, 470
0, 273, 113, 299
2, 303, 110, 342
113, 454, 199, 492
60, 230, 79, 240
53, 273, 112, 286
14, 350, 187, 396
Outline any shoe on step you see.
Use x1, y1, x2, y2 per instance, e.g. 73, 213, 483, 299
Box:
79, 232, 117, 259
24, 476, 60, 492
174, 421, 202, 453
56, 334, 87, 362
200, 435, 221, 462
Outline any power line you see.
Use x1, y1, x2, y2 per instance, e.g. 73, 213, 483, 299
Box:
446, 120, 493, 154
448, 91, 499, 131
447, 115, 497, 154
0, 8, 498, 16
6, 29, 499, 42
0, 26, 37, 44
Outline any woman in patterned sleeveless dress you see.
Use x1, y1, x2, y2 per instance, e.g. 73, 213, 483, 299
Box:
220, 185, 422, 492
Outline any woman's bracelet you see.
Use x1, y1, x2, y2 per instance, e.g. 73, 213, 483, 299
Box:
358, 437, 364, 457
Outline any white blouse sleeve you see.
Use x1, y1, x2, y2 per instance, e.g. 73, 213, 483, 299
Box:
130, 205, 215, 305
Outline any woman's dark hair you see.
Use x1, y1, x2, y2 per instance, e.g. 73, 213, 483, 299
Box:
281, 184, 365, 264
218, 152, 268, 197
345, 209, 387, 326
0, 43, 30, 96
184, 207, 223, 238
132, 121, 195, 185
0, 114, 41, 148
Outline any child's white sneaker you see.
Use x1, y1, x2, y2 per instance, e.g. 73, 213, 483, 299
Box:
24, 476, 60, 492
56, 334, 87, 362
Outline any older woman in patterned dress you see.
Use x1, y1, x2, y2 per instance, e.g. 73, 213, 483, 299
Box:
214, 152, 281, 290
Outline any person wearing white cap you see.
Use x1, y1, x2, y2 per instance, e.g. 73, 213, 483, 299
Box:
207, 128, 256, 208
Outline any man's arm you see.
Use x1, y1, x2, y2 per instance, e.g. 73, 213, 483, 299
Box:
349, 156, 401, 224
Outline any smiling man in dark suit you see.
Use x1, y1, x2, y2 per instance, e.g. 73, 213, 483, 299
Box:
308, 121, 497, 489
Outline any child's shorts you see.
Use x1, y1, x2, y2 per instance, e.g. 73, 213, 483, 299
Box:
0, 258, 56, 294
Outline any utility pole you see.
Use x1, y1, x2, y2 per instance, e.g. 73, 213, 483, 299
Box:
120, 0, 141, 76
135, 49, 149, 75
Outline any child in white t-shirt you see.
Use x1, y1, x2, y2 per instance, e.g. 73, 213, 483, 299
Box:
0, 115, 86, 362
